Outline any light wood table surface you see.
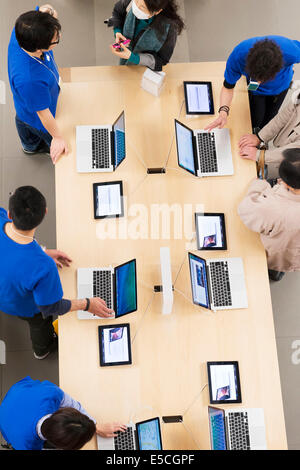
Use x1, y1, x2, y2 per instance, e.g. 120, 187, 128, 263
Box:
55, 62, 287, 450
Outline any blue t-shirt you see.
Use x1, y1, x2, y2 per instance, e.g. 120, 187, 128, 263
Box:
224, 35, 300, 95
0, 376, 64, 450
0, 208, 63, 317
7, 28, 60, 132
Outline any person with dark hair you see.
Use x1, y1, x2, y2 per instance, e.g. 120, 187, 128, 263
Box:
238, 148, 300, 281
109, 0, 184, 71
8, 4, 68, 163
0, 186, 114, 360
0, 376, 126, 450
205, 36, 300, 132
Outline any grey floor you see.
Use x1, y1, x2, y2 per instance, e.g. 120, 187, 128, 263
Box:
0, 0, 300, 450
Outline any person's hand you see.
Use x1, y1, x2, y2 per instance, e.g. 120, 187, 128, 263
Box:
239, 134, 260, 149
45, 249, 72, 268
110, 44, 131, 60
96, 423, 127, 438
50, 136, 69, 164
88, 298, 115, 318
239, 146, 257, 161
115, 32, 127, 44
39, 4, 58, 18
204, 111, 228, 132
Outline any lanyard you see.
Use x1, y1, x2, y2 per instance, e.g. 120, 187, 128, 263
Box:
22, 49, 60, 87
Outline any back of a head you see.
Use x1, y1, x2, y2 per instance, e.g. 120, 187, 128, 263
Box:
41, 408, 96, 450
246, 38, 283, 83
279, 148, 300, 189
15, 10, 61, 52
8, 186, 46, 231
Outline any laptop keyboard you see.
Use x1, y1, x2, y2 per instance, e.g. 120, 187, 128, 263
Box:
92, 128, 110, 169
93, 270, 112, 309
114, 428, 135, 450
209, 261, 232, 307
197, 132, 218, 173
228, 412, 251, 450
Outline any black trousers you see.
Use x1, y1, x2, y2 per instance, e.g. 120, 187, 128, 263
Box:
18, 313, 55, 356
248, 87, 290, 131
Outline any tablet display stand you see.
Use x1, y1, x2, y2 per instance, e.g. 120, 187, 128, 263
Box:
154, 247, 174, 315
141, 68, 166, 97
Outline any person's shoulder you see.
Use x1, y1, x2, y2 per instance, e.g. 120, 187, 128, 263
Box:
0, 207, 9, 220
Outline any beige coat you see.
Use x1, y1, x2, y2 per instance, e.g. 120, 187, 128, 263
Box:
259, 89, 300, 171
238, 179, 300, 272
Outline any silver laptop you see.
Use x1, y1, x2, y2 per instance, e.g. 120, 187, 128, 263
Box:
208, 406, 267, 450
76, 111, 126, 173
77, 259, 137, 320
188, 252, 248, 311
175, 119, 233, 177
97, 417, 163, 451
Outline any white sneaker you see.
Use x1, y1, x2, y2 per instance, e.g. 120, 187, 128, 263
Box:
33, 350, 50, 360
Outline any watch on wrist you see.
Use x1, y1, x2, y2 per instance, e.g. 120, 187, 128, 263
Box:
84, 298, 90, 311
218, 105, 230, 115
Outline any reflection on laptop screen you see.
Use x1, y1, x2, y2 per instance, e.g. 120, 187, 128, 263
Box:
136, 418, 162, 450
208, 407, 227, 450
115, 260, 137, 317
113, 112, 126, 168
175, 121, 196, 175
188, 253, 210, 309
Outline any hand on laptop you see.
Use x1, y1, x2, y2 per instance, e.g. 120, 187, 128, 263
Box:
204, 111, 228, 132
89, 297, 115, 318
96, 422, 127, 438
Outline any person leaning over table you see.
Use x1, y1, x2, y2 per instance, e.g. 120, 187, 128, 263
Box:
109, 0, 185, 71
205, 36, 300, 133
238, 148, 300, 282
238, 87, 300, 176
0, 376, 127, 450
0, 186, 114, 360
8, 4, 68, 164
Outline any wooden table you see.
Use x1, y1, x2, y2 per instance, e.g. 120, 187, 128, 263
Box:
55, 62, 287, 450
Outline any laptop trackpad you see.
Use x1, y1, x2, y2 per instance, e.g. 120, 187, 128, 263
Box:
78, 285, 92, 298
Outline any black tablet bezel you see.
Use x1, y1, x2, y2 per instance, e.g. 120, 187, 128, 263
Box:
93, 180, 124, 219
183, 81, 215, 115
195, 212, 227, 251
207, 361, 242, 404
98, 323, 132, 367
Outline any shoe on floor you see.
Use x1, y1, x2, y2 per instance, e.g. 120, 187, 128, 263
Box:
33, 334, 58, 360
22, 142, 50, 156
33, 350, 51, 360
268, 269, 285, 282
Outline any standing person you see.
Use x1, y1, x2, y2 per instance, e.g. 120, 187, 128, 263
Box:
109, 0, 185, 71
0, 376, 127, 450
238, 149, 300, 281
205, 36, 300, 132
0, 186, 114, 360
8, 4, 68, 164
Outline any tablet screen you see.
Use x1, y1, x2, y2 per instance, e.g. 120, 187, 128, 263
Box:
184, 81, 214, 115
98, 323, 132, 366
195, 213, 227, 250
207, 362, 242, 404
93, 181, 124, 219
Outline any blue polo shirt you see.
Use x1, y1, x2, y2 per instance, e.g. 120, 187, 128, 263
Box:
7, 28, 60, 132
0, 208, 63, 317
224, 35, 300, 95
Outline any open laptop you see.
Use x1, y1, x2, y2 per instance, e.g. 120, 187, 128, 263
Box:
97, 417, 163, 450
174, 119, 233, 177
76, 111, 126, 173
208, 406, 267, 450
188, 252, 248, 311
77, 258, 137, 319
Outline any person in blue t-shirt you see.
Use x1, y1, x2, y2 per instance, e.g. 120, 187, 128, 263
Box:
0, 186, 114, 360
0, 376, 127, 450
205, 36, 300, 132
8, 4, 68, 164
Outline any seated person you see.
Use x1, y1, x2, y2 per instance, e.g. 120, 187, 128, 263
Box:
110, 0, 185, 71
0, 376, 126, 450
238, 148, 300, 281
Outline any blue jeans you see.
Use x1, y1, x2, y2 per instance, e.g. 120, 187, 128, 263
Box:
15, 115, 52, 152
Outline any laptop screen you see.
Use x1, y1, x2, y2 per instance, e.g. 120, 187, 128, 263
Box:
188, 253, 210, 309
175, 120, 196, 175
114, 259, 137, 317
136, 418, 162, 450
208, 407, 227, 450
113, 111, 126, 169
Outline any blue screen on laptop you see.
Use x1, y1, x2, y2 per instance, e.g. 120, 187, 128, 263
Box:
113, 112, 126, 168
188, 253, 210, 309
208, 407, 227, 450
115, 259, 137, 317
136, 418, 162, 450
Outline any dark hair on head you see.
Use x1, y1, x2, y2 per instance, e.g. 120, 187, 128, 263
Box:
245, 39, 283, 82
41, 408, 96, 450
134, 0, 185, 35
279, 148, 300, 189
15, 10, 61, 52
8, 186, 47, 231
